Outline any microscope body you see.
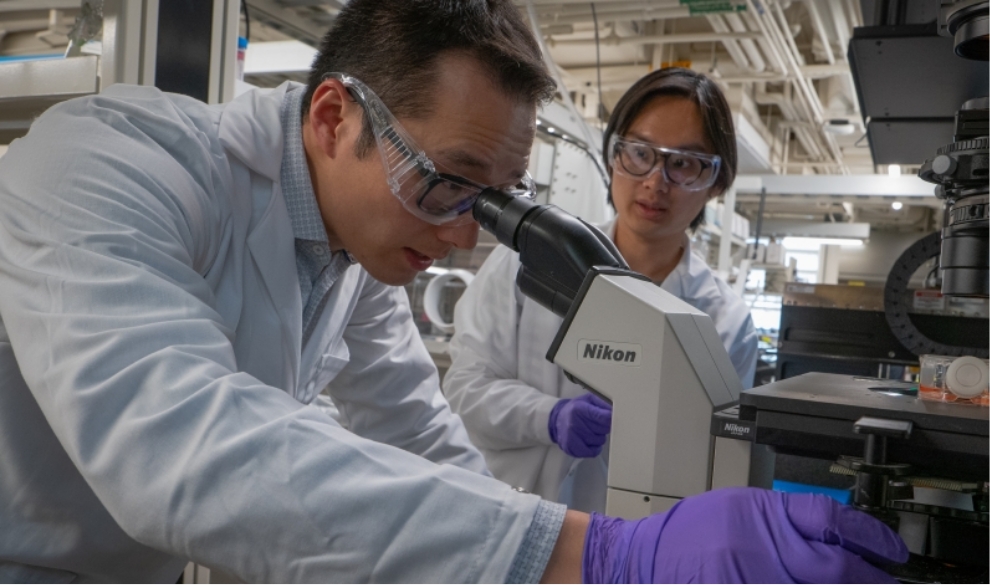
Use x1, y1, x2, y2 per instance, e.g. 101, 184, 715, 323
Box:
472, 189, 766, 518
544, 269, 751, 517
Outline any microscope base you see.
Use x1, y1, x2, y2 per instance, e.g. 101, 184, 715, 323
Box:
605, 488, 679, 519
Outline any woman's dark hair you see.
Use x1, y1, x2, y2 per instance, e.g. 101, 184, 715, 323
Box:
602, 67, 737, 231
303, 0, 556, 158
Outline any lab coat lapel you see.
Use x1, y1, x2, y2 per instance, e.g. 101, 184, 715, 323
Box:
297, 269, 361, 404
246, 187, 302, 396
219, 81, 305, 395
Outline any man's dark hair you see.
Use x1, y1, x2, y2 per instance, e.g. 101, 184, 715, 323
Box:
602, 67, 737, 231
304, 0, 557, 157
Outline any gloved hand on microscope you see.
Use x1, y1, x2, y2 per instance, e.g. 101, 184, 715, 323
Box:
581, 486, 908, 583
549, 393, 613, 458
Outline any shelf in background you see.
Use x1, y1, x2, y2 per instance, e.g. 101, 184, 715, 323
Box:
0, 56, 100, 144
700, 223, 747, 248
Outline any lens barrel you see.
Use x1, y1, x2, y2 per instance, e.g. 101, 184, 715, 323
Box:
919, 98, 989, 298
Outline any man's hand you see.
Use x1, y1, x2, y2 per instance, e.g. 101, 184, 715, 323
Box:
580, 487, 908, 583
548, 393, 612, 458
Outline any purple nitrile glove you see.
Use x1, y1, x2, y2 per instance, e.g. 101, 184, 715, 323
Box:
582, 487, 908, 584
548, 393, 612, 458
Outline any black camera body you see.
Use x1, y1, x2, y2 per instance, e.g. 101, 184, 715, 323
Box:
918, 0, 989, 298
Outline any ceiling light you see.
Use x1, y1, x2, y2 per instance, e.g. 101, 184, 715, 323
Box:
782, 237, 865, 250
535, 119, 542, 125
823, 119, 857, 135
888, 164, 902, 177
891, 201, 903, 211
546, 127, 555, 133
243, 40, 317, 75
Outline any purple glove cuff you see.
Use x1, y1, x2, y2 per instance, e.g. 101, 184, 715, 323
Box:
582, 513, 626, 584
582, 508, 678, 584
547, 399, 565, 445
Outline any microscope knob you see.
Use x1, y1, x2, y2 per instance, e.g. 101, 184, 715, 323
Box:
931, 154, 957, 176
853, 416, 913, 440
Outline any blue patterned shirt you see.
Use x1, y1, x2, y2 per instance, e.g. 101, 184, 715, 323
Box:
279, 86, 566, 583
279, 87, 356, 345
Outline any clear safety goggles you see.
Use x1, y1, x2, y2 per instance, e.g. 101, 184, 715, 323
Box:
327, 72, 536, 226
608, 135, 721, 192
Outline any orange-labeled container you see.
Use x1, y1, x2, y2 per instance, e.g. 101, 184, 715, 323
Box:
918, 354, 989, 406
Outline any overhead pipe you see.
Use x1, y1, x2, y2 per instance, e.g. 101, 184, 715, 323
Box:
532, 0, 853, 174
825, 0, 862, 116
716, 73, 790, 83
755, 89, 820, 159
741, 0, 832, 166
561, 70, 792, 91
705, 14, 755, 72
755, 89, 826, 161
722, 12, 768, 72
744, 2, 811, 104
803, 0, 835, 65
703, 1, 835, 169
534, 6, 690, 26
750, 0, 843, 171
822, 0, 849, 56
844, 0, 863, 27
800, 63, 850, 78
536, 0, 680, 14
523, 0, 602, 158
548, 30, 763, 46
522, 0, 680, 6
769, 0, 847, 171
771, 2, 822, 120
781, 126, 791, 174
741, 9, 788, 73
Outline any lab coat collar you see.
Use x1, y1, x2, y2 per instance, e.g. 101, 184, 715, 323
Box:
218, 81, 303, 182
595, 217, 693, 286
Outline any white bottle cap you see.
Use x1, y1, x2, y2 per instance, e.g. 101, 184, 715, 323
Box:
945, 356, 989, 399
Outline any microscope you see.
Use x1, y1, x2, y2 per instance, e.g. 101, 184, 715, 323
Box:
472, 188, 761, 519
473, 176, 987, 582
472, 3, 989, 566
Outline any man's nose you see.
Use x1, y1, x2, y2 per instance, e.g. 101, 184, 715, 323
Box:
437, 220, 480, 249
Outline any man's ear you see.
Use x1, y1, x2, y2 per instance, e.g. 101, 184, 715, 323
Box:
306, 79, 356, 160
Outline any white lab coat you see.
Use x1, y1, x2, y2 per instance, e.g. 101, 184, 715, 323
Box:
445, 221, 757, 512
0, 83, 542, 583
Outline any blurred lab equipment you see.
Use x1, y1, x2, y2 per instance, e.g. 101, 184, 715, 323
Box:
423, 269, 474, 335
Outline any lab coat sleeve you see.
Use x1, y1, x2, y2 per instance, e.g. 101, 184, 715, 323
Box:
0, 92, 541, 582
326, 278, 490, 474
731, 313, 759, 390
444, 246, 560, 450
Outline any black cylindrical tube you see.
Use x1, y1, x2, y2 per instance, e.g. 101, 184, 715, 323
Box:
854, 435, 889, 510
472, 188, 539, 252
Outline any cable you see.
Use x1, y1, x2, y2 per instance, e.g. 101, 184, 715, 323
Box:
241, 0, 251, 41
590, 3, 605, 126
524, 0, 601, 159
537, 126, 610, 188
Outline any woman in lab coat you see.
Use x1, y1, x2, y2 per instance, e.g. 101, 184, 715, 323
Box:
445, 68, 759, 513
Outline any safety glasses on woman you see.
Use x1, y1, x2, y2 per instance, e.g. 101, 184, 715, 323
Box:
608, 135, 721, 192
326, 72, 536, 226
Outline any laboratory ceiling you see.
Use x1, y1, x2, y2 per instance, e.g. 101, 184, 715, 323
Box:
0, 0, 949, 231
